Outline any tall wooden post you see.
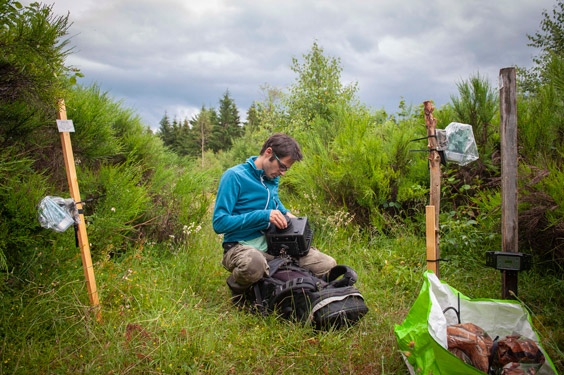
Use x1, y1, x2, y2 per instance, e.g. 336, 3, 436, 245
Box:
499, 68, 519, 299
424, 101, 441, 278
57, 99, 101, 319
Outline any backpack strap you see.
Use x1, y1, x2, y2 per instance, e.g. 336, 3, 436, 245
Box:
267, 256, 296, 276
307, 292, 364, 323
325, 265, 358, 288
268, 276, 320, 308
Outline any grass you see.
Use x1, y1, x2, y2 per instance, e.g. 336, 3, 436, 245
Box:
1, 214, 563, 374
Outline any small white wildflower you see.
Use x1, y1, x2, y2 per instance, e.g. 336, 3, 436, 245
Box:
111, 207, 116, 212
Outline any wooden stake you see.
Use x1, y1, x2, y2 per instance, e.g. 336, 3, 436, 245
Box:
426, 205, 439, 275
424, 101, 441, 278
57, 99, 101, 320
499, 68, 519, 299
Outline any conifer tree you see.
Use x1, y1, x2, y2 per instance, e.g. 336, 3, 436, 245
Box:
450, 73, 498, 149
176, 119, 195, 156
211, 90, 242, 151
190, 106, 213, 163
157, 112, 174, 147
245, 103, 261, 132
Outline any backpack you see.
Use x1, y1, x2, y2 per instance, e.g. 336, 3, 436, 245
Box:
231, 257, 369, 330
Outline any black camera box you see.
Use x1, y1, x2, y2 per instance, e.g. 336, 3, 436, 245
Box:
266, 216, 312, 257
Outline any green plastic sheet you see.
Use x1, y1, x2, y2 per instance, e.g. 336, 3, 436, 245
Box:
394, 271, 558, 374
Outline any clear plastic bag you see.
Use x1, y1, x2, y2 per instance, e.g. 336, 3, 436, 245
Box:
37, 196, 80, 233
436, 122, 479, 166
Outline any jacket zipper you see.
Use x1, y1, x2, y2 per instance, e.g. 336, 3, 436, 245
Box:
260, 175, 270, 209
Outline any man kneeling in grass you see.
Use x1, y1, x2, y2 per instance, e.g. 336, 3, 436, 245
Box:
212, 133, 336, 296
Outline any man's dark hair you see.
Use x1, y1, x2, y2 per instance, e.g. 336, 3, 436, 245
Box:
260, 133, 303, 161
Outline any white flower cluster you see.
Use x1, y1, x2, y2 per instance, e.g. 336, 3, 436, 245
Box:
182, 222, 202, 236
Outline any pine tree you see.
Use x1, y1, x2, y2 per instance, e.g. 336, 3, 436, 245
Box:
157, 112, 174, 146
450, 73, 498, 148
174, 118, 197, 156
210, 90, 242, 151
190, 106, 213, 164
245, 103, 261, 132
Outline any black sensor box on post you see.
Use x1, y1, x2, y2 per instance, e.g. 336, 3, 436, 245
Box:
266, 216, 312, 257
485, 251, 532, 271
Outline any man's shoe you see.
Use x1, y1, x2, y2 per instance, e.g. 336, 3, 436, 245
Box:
226, 274, 248, 307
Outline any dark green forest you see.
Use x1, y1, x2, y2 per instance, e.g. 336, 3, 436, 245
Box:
1, 0, 563, 373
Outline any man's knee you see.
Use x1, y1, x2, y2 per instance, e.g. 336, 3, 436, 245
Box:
299, 247, 336, 277
224, 246, 268, 287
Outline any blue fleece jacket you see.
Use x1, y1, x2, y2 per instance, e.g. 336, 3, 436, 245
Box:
212, 156, 289, 243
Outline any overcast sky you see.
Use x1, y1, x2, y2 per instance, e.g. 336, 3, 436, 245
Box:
26, 0, 556, 130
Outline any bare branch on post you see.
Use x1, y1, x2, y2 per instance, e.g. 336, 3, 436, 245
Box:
424, 101, 441, 278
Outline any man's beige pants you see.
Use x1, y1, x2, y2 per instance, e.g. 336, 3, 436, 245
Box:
222, 244, 336, 287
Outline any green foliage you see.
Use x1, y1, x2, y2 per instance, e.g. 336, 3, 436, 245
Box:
78, 162, 151, 255
157, 112, 175, 147
1, 208, 563, 374
440, 210, 499, 262
214, 133, 262, 172
519, 162, 564, 267
65, 84, 123, 162
67, 82, 170, 168
284, 104, 428, 230
1, 4, 563, 373
167, 166, 213, 236
522, 0, 564, 91
516, 52, 564, 268
0, 0, 79, 142
244, 102, 261, 132
189, 106, 213, 160
77, 157, 212, 257
111, 109, 170, 168
209, 89, 242, 152
157, 92, 244, 158
518, 55, 564, 164
450, 73, 499, 153
283, 41, 359, 136
0, 147, 52, 272
529, 0, 564, 58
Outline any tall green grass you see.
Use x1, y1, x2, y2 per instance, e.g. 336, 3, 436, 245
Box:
1, 207, 562, 374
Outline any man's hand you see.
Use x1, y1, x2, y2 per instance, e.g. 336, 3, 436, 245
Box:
270, 210, 288, 229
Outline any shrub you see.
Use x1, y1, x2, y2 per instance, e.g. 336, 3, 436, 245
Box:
284, 104, 428, 230
78, 162, 151, 257
520, 162, 564, 268
0, 147, 52, 273
65, 84, 123, 162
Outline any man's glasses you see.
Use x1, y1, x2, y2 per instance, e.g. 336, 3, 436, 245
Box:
273, 153, 288, 172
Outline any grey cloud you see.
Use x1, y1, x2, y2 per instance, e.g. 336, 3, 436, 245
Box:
27, 0, 558, 130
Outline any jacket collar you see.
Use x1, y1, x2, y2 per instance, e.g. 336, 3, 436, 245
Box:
246, 156, 279, 183
246, 156, 262, 178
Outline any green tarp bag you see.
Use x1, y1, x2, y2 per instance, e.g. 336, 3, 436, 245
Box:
394, 271, 558, 374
